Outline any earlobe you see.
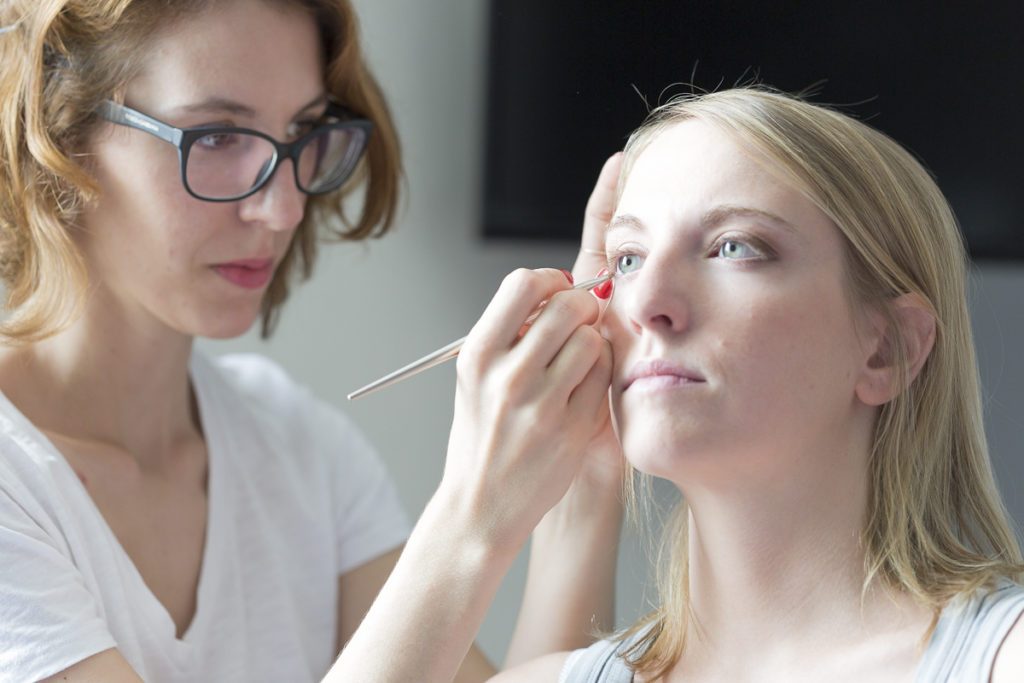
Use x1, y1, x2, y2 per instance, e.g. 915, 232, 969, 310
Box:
855, 293, 936, 406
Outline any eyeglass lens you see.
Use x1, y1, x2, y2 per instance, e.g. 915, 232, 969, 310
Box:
184, 126, 368, 200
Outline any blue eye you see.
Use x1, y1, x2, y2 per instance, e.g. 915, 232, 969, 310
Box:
718, 240, 758, 260
615, 253, 645, 274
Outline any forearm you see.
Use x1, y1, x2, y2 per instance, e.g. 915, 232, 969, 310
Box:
503, 151, 627, 666
504, 473, 623, 667
328, 268, 612, 681
327, 485, 524, 683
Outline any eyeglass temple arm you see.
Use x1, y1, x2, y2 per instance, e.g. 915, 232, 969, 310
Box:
97, 100, 183, 147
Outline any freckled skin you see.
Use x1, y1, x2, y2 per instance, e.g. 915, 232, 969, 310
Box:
76, 2, 320, 341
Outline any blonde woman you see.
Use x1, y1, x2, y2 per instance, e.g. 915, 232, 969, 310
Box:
336, 88, 1024, 681
0, 1, 619, 680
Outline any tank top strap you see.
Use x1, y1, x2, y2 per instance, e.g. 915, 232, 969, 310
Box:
914, 579, 1024, 681
559, 636, 635, 683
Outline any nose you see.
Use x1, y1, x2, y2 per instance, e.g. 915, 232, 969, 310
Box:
236, 158, 306, 232
614, 256, 691, 337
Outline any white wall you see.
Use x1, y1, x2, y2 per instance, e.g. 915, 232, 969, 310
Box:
970, 264, 1024, 534
201, 0, 1024, 664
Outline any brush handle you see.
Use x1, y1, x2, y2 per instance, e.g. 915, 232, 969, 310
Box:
347, 273, 612, 400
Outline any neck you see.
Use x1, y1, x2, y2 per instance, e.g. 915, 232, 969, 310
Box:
0, 301, 200, 467
668, 421, 931, 675
685, 469, 870, 640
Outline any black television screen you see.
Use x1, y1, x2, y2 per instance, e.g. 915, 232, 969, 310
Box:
481, 1, 1023, 260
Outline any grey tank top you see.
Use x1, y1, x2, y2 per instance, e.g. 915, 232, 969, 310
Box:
560, 581, 1024, 683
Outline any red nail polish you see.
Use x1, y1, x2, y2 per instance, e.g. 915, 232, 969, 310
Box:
560, 269, 574, 284
592, 269, 613, 300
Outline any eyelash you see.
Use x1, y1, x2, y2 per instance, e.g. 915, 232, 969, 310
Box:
604, 234, 774, 274
288, 119, 320, 138
708, 235, 773, 261
605, 248, 645, 276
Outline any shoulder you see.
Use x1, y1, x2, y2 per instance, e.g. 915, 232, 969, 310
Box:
489, 651, 571, 683
194, 351, 306, 406
991, 584, 1024, 682
0, 387, 78, 517
927, 579, 1024, 681
193, 350, 360, 439
553, 636, 635, 683
0, 384, 53, 464
193, 348, 403, 499
192, 350, 386, 487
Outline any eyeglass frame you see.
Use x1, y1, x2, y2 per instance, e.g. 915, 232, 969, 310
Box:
95, 98, 374, 202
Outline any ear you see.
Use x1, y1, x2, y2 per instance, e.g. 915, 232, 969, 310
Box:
855, 293, 936, 407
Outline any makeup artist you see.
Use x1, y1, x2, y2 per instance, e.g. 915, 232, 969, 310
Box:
0, 1, 621, 680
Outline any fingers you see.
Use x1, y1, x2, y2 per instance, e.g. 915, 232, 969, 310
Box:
552, 326, 612, 410
583, 153, 622, 243
466, 268, 574, 357
573, 152, 623, 279
444, 268, 616, 546
512, 286, 600, 368
458, 267, 608, 410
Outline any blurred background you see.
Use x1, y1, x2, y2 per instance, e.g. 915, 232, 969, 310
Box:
201, 0, 1024, 665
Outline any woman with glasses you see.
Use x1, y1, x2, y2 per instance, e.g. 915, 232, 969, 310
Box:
0, 1, 620, 681
332, 88, 1024, 681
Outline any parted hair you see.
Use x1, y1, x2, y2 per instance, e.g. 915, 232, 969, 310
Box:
615, 86, 1023, 678
0, 0, 401, 342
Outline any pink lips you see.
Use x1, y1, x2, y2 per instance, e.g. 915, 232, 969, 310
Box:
212, 258, 275, 290
623, 359, 706, 392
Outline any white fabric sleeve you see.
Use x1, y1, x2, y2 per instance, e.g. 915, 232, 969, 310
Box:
0, 490, 116, 682
214, 353, 410, 576
559, 648, 586, 683
307, 394, 409, 575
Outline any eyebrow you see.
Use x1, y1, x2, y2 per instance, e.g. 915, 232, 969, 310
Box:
171, 93, 328, 120
604, 213, 645, 238
701, 205, 798, 234
604, 204, 798, 240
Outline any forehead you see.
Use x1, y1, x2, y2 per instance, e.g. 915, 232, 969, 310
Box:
622, 121, 784, 204
614, 120, 831, 239
127, 0, 324, 111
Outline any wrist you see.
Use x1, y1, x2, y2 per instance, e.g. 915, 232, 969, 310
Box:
535, 490, 623, 549
330, 485, 517, 682
424, 478, 532, 568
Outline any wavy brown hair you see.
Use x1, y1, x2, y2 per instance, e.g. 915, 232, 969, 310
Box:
0, 0, 401, 342
613, 87, 1023, 678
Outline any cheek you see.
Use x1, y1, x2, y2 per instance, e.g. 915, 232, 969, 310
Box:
88, 143, 208, 247
723, 301, 809, 359
89, 133, 194, 228
722, 295, 861, 407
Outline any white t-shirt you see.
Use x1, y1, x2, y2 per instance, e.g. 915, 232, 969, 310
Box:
0, 351, 410, 682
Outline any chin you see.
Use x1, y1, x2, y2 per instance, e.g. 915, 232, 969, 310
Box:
622, 444, 680, 481
188, 306, 262, 340
618, 418, 721, 481
203, 325, 257, 341
205, 318, 260, 340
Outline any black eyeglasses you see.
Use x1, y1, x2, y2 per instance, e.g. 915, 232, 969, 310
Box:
96, 99, 373, 202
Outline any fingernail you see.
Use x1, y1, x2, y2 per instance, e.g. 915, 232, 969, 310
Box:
560, 269, 574, 284
592, 269, 613, 300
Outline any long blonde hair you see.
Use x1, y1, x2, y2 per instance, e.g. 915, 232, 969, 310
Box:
616, 86, 1023, 677
0, 0, 401, 342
